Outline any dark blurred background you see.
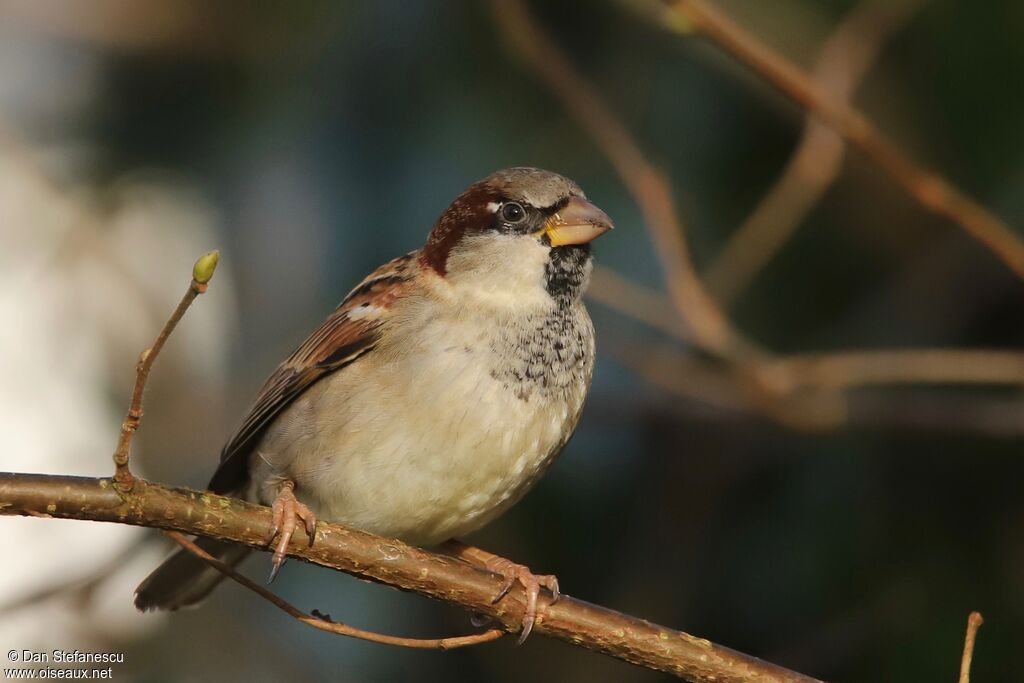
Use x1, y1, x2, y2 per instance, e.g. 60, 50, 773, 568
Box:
1, 1, 1023, 681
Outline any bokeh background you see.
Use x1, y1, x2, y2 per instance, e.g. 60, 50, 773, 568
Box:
2, 0, 1023, 681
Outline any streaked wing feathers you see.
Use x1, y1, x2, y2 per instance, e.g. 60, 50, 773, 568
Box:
207, 251, 418, 494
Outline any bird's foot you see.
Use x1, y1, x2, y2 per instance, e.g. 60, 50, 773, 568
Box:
486, 556, 560, 644
264, 479, 317, 583
440, 540, 558, 644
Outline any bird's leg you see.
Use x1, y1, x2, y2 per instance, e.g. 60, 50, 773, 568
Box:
439, 540, 559, 644
264, 478, 317, 583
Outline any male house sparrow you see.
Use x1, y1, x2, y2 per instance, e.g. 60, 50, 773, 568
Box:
135, 167, 613, 639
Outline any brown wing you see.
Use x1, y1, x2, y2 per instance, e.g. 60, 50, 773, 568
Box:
207, 251, 418, 494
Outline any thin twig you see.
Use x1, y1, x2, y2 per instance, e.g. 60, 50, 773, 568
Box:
704, 0, 927, 306
492, 0, 760, 360
661, 0, 1024, 282
111, 251, 219, 492
958, 611, 983, 683
165, 530, 505, 650
0, 473, 822, 682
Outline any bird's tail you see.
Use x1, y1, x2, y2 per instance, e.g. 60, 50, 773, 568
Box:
134, 537, 250, 611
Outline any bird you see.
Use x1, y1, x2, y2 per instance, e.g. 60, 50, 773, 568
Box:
135, 167, 613, 640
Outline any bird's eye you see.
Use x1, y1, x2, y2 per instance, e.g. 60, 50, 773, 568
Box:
500, 202, 526, 223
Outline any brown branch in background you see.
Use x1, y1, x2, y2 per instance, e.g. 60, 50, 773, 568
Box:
617, 336, 1024, 432
846, 392, 1024, 437
755, 349, 1024, 392
111, 250, 220, 492
958, 612, 983, 683
660, 0, 1024, 282
751, 348, 1024, 429
492, 0, 1024, 433
592, 267, 1024, 396
703, 0, 927, 306
0, 473, 822, 683
618, 340, 850, 430
594, 249, 1024, 430
165, 531, 505, 650
492, 0, 761, 361
589, 265, 692, 342
610, 337, 750, 412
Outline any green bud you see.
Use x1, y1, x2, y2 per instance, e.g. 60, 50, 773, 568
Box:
663, 8, 693, 34
192, 250, 220, 285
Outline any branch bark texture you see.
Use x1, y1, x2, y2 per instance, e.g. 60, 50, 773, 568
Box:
0, 471, 821, 683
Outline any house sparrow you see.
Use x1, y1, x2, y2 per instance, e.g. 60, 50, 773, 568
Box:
135, 167, 612, 640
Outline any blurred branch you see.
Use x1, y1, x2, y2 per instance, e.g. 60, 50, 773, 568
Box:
958, 612, 983, 683
0, 1, 280, 56
165, 530, 505, 650
659, 0, 1024, 282
846, 392, 1024, 437
704, 0, 927, 306
617, 337, 1024, 433
608, 337, 750, 412
755, 349, 1024, 392
589, 265, 692, 341
493, 0, 1024, 436
0, 473, 821, 683
492, 0, 760, 360
616, 341, 850, 430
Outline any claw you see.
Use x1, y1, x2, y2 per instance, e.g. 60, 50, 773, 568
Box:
304, 516, 317, 547
492, 575, 516, 605
483, 558, 559, 644
267, 557, 285, 584
439, 541, 559, 644
547, 576, 561, 605
262, 479, 317, 583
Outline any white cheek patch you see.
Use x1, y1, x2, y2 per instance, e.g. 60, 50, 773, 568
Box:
347, 303, 387, 320
445, 233, 552, 310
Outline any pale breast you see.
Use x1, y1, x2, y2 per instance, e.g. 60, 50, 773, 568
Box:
250, 297, 595, 547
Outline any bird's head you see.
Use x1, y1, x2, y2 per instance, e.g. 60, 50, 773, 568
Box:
421, 167, 613, 308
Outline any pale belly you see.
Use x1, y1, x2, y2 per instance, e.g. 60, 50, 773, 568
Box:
249, 333, 590, 547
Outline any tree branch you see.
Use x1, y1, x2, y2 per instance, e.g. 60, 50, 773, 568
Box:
492, 0, 761, 361
754, 348, 1024, 392
703, 0, 927, 306
662, 0, 1024, 282
0, 471, 821, 683
164, 530, 505, 650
